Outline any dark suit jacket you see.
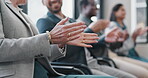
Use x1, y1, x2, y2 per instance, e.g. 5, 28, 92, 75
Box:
37, 12, 87, 65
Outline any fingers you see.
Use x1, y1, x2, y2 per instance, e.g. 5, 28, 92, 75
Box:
81, 33, 99, 43
81, 33, 98, 37
106, 27, 118, 36
66, 32, 99, 47
83, 36, 99, 40
56, 17, 69, 25
65, 25, 86, 36
79, 44, 93, 48
116, 30, 123, 37
67, 28, 84, 38
68, 34, 81, 41
66, 40, 93, 47
81, 40, 98, 44
64, 22, 86, 29
81, 33, 99, 40
61, 25, 86, 42
80, 33, 99, 43
105, 37, 117, 43
117, 38, 125, 42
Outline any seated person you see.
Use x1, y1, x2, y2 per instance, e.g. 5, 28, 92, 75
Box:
105, 3, 148, 78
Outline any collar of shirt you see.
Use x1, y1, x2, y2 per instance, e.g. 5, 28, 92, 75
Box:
54, 14, 70, 24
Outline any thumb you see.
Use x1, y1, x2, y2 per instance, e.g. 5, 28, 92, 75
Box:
56, 17, 69, 26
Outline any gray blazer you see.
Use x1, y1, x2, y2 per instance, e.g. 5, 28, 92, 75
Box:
0, 0, 65, 78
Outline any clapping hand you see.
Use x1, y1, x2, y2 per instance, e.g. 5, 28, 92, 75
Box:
67, 33, 99, 47
105, 27, 126, 43
88, 20, 109, 33
50, 18, 99, 48
134, 27, 148, 36
50, 18, 86, 44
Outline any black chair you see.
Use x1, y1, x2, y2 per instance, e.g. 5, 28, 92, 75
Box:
37, 57, 92, 78
88, 48, 118, 68
51, 62, 93, 75
96, 57, 118, 68
87, 44, 118, 68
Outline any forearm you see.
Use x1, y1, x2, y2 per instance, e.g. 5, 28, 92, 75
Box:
132, 32, 138, 42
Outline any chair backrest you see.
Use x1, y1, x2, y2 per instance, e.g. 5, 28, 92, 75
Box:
37, 57, 64, 76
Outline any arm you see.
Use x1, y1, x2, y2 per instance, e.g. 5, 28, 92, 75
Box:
0, 14, 50, 62
0, 33, 52, 62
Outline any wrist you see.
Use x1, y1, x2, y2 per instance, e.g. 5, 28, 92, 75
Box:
46, 31, 53, 44
132, 33, 138, 42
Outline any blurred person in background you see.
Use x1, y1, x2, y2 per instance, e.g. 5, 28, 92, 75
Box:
105, 3, 148, 78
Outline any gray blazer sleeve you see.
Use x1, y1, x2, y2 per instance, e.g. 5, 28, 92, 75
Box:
0, 12, 65, 62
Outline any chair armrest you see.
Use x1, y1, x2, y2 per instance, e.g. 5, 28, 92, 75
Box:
51, 65, 85, 75
96, 57, 118, 68
51, 62, 93, 75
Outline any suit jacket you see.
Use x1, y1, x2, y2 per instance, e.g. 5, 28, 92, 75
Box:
0, 0, 65, 78
37, 12, 88, 65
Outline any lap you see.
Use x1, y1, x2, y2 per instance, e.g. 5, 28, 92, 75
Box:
113, 55, 148, 69
109, 50, 148, 69
112, 58, 148, 78
90, 65, 136, 78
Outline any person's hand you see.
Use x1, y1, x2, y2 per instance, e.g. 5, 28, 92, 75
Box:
105, 27, 126, 43
132, 26, 148, 41
50, 18, 86, 45
67, 33, 99, 47
88, 20, 110, 33
134, 27, 148, 36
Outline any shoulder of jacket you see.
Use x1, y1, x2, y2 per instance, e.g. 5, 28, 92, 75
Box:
38, 15, 52, 22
